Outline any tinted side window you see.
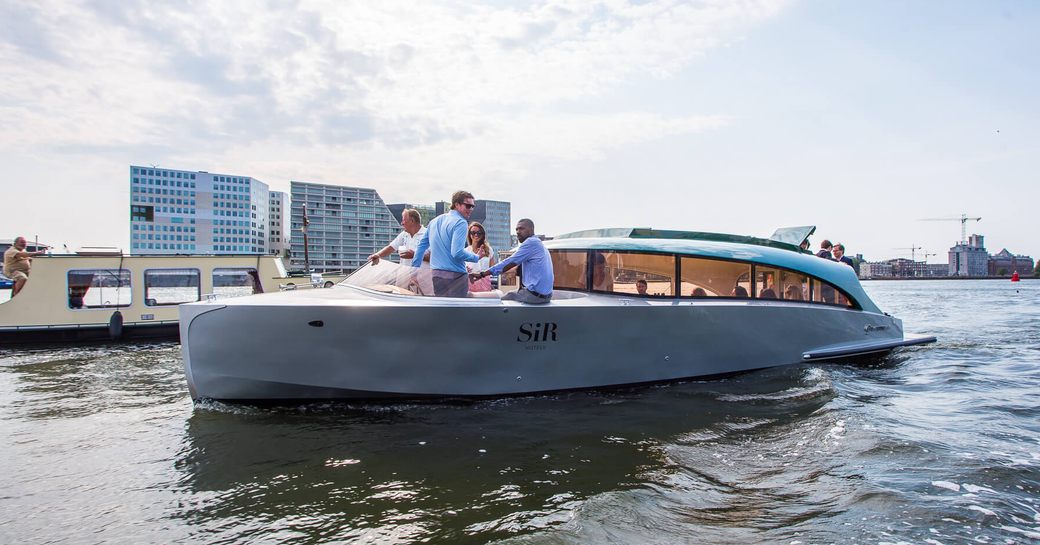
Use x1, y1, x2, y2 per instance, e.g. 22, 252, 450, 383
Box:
550, 251, 588, 291
591, 251, 674, 296
754, 266, 781, 299
680, 257, 751, 297
779, 270, 808, 301
811, 278, 854, 307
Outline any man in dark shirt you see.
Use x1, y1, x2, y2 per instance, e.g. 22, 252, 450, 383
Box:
833, 243, 855, 268
816, 239, 834, 260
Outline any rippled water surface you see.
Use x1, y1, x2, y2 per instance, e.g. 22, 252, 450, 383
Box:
2, 280, 1039, 544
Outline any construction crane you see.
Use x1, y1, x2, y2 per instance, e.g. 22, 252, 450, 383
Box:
893, 244, 922, 261
921, 251, 937, 263
923, 214, 977, 243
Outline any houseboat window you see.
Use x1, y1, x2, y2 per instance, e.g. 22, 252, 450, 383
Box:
679, 257, 752, 297
212, 268, 263, 298
67, 269, 132, 309
144, 268, 200, 306
591, 251, 674, 296
550, 250, 589, 291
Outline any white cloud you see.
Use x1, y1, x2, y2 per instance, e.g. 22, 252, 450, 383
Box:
0, 0, 788, 247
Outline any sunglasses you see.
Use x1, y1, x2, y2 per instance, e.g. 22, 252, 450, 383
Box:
469, 230, 483, 235
461, 203, 475, 210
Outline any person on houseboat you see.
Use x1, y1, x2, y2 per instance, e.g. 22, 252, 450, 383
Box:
412, 191, 480, 297
636, 279, 648, 296
472, 219, 553, 304
3, 237, 46, 298
369, 208, 427, 265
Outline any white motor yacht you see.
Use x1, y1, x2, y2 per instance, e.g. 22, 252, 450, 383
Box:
179, 227, 935, 401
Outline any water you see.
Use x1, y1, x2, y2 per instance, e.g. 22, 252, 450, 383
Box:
2, 280, 1038, 544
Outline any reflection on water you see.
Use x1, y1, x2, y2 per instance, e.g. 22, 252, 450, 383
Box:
1, 280, 1038, 544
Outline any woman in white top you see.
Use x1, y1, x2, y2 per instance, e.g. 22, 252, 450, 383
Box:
466, 221, 496, 292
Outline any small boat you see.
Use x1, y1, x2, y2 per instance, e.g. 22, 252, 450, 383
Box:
0, 250, 343, 344
179, 227, 936, 401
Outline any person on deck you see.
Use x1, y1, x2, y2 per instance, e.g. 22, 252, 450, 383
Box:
833, 243, 855, 268
3, 237, 46, 298
411, 191, 480, 297
816, 240, 834, 260
368, 208, 426, 265
471, 219, 553, 304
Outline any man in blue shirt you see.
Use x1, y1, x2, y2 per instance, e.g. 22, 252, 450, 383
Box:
412, 190, 480, 297
472, 218, 553, 304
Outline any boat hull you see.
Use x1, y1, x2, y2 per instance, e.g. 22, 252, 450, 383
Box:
181, 293, 919, 401
0, 321, 179, 344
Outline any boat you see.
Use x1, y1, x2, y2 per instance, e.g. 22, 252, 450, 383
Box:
179, 227, 936, 401
0, 250, 344, 343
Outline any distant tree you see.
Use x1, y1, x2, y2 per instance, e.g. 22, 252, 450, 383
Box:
997, 267, 1008, 276
1035, 261, 1040, 277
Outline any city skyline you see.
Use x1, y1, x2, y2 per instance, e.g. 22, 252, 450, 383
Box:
2, 1, 1037, 260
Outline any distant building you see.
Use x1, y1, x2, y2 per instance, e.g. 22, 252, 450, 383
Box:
289, 181, 396, 273
988, 248, 1034, 276
129, 165, 269, 254
948, 234, 987, 276
472, 200, 512, 255
858, 261, 893, 279
269, 191, 289, 257
387, 199, 512, 256
386, 203, 438, 226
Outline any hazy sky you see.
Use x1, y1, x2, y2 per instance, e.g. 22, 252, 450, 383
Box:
2, 0, 1037, 261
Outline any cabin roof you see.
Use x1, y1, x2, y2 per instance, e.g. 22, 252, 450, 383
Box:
555, 227, 813, 253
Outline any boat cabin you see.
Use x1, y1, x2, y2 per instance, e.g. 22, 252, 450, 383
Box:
348, 227, 878, 314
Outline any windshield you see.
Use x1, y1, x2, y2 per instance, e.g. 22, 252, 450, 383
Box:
343, 260, 508, 298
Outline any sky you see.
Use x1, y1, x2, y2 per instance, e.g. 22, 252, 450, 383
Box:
1, 0, 1037, 262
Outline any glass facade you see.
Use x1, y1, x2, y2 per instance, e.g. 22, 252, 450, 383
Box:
128, 165, 269, 255
289, 181, 397, 273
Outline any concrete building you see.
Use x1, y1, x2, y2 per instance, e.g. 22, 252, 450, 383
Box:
289, 181, 397, 273
387, 199, 512, 256
948, 234, 988, 276
269, 191, 289, 257
858, 261, 893, 279
472, 200, 512, 256
386, 203, 439, 226
988, 248, 1034, 276
129, 165, 269, 254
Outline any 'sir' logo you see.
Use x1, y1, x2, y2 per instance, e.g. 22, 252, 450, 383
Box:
517, 322, 558, 342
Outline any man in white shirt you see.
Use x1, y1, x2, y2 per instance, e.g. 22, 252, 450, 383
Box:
368, 208, 427, 264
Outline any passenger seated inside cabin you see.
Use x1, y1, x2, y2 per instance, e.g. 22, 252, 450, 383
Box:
591, 252, 613, 292
784, 284, 803, 301
635, 279, 648, 296
732, 285, 749, 298
759, 274, 777, 299
691, 287, 707, 297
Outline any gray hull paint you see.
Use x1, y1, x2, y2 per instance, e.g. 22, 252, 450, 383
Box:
181, 289, 907, 401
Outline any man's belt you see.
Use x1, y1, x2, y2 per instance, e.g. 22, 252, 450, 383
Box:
528, 289, 551, 299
